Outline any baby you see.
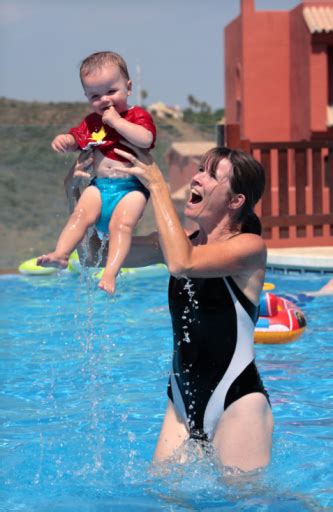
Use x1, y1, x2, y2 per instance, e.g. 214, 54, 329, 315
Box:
37, 51, 156, 294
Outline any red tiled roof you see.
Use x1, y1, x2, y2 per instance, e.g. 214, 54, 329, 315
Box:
303, 6, 333, 33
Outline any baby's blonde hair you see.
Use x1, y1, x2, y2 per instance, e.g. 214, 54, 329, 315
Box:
80, 51, 130, 81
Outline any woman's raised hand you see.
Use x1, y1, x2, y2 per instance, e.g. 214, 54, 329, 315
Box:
64, 150, 93, 189
73, 150, 93, 181
114, 143, 163, 190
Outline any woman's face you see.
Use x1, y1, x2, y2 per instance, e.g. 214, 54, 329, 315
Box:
184, 157, 233, 222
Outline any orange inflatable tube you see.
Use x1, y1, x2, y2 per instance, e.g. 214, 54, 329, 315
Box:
255, 292, 306, 344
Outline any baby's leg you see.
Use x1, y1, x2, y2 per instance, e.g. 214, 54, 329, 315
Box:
99, 190, 147, 293
37, 186, 102, 268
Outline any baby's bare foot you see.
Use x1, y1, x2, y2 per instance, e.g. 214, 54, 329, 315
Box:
36, 252, 69, 269
98, 271, 116, 295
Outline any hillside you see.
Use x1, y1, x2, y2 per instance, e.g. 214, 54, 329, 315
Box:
0, 98, 216, 268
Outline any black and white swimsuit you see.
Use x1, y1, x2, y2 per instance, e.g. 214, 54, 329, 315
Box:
167, 272, 270, 441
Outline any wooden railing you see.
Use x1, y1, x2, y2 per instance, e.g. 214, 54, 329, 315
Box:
225, 125, 333, 247
252, 141, 333, 247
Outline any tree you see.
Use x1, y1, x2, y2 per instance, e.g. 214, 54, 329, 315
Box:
200, 101, 211, 114
183, 94, 225, 130
187, 94, 200, 110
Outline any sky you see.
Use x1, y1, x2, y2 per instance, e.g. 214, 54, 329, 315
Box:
1, 0, 299, 110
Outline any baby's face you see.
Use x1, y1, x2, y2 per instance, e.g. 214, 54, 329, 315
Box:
82, 64, 132, 116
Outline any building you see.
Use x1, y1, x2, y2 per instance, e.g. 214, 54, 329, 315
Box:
225, 0, 333, 142
223, 0, 333, 248
147, 102, 183, 120
165, 1, 333, 246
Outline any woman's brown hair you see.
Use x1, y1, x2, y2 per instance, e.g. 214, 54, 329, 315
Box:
200, 147, 266, 235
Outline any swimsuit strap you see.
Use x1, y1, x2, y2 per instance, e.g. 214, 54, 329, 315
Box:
225, 276, 259, 322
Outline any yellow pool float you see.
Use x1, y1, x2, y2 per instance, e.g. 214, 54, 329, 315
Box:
18, 257, 58, 275
18, 252, 79, 276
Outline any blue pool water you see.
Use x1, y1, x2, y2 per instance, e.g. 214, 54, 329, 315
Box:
1, 270, 332, 511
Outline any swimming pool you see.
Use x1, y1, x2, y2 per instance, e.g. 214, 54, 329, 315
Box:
1, 270, 332, 511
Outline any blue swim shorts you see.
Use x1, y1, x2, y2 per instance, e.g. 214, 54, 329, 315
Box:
90, 176, 150, 234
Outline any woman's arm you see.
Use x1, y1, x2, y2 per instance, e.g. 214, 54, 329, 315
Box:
64, 152, 92, 212
65, 152, 163, 268
113, 146, 266, 278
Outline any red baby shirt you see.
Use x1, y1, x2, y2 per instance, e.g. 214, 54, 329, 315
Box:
68, 106, 156, 162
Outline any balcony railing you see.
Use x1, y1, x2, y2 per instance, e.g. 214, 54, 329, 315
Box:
252, 141, 333, 247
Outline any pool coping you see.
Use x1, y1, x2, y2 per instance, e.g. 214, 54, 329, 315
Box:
1, 246, 333, 275
267, 246, 333, 274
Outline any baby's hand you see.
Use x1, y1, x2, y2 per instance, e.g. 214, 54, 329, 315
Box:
102, 106, 121, 128
51, 134, 78, 153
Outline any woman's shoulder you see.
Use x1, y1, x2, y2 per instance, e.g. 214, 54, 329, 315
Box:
240, 232, 266, 248
186, 231, 266, 259
217, 233, 267, 273
203, 232, 266, 257
232, 233, 267, 265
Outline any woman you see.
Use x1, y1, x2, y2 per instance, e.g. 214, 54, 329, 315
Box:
68, 146, 274, 472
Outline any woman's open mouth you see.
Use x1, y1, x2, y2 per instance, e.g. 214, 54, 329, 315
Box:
189, 189, 203, 204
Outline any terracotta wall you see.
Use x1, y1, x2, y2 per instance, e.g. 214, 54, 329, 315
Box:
225, 0, 333, 142
225, 7, 291, 142
290, 4, 311, 140
224, 17, 242, 130
242, 10, 291, 141
310, 44, 329, 131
